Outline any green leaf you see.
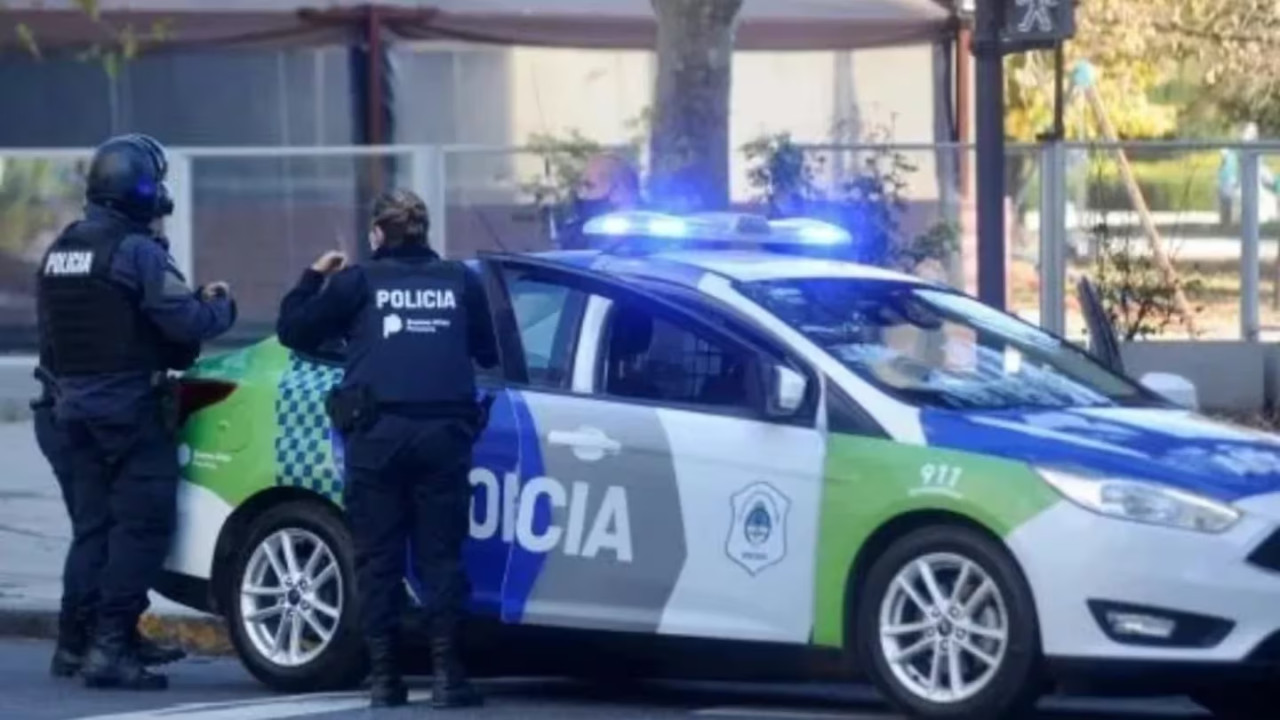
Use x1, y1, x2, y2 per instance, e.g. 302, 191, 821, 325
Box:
15, 22, 40, 59
148, 19, 175, 42
101, 51, 121, 80
74, 0, 101, 22
120, 25, 139, 60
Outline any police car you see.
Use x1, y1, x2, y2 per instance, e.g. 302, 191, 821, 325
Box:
160, 211, 1280, 719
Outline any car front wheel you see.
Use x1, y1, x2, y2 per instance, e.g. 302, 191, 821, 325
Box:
856, 524, 1043, 719
225, 501, 367, 693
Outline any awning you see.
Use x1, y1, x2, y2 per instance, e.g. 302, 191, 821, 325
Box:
0, 0, 954, 53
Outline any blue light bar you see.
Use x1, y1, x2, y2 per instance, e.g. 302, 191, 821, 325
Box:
584, 211, 689, 239
583, 211, 852, 248
768, 217, 853, 245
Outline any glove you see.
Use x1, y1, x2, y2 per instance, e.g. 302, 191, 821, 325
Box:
474, 392, 496, 440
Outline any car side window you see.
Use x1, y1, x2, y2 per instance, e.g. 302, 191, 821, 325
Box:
599, 299, 755, 412
504, 270, 586, 388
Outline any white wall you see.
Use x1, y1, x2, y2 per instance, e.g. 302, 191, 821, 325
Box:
504, 44, 941, 201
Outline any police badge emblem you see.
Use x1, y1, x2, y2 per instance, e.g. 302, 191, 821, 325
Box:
725, 482, 791, 576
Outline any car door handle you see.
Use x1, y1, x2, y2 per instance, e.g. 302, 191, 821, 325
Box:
547, 427, 621, 461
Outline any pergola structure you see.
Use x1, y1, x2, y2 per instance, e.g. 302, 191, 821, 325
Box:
2, 0, 959, 145
0, 1, 970, 346
2, 1, 952, 50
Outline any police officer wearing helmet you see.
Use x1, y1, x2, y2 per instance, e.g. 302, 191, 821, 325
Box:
277, 189, 498, 709
37, 133, 237, 691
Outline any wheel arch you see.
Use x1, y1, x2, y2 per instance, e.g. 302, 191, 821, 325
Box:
841, 509, 1007, 652
208, 487, 345, 614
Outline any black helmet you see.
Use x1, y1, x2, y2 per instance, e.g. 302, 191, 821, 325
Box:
85, 133, 174, 222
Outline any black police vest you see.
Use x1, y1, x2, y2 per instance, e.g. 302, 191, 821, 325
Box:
343, 258, 477, 410
36, 219, 165, 376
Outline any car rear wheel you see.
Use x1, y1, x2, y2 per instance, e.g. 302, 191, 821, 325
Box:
856, 525, 1043, 719
225, 501, 367, 693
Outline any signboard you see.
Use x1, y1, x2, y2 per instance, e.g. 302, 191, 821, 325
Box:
1002, 0, 1076, 48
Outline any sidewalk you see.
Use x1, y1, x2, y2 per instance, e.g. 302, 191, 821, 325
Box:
0, 420, 231, 654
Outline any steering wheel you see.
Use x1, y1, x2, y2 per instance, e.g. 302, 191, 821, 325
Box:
887, 354, 935, 382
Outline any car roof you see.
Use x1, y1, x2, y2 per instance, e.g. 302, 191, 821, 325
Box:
532, 249, 929, 289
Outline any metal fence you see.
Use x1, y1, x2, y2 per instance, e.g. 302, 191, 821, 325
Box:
0, 140, 1276, 351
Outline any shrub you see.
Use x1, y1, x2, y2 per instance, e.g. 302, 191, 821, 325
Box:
1023, 150, 1220, 213
741, 128, 958, 271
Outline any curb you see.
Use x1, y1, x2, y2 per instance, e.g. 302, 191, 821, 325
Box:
0, 608, 234, 657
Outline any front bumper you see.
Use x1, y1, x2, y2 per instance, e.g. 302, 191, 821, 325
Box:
1006, 499, 1280, 664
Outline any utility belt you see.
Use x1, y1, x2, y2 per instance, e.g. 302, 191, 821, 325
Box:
29, 368, 179, 431
325, 384, 495, 440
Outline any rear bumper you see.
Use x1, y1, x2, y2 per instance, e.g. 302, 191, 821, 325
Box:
154, 570, 215, 615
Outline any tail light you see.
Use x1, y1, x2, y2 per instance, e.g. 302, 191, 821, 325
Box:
177, 379, 237, 425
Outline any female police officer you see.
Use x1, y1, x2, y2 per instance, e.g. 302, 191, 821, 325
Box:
277, 189, 498, 709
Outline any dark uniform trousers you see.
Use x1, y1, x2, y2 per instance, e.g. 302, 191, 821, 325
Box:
33, 403, 95, 636
60, 401, 179, 638
342, 413, 476, 641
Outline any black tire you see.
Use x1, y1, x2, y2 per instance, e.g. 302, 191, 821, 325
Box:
1193, 683, 1275, 719
855, 524, 1043, 719
223, 500, 367, 693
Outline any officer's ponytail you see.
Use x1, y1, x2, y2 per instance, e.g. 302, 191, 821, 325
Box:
371, 189, 430, 248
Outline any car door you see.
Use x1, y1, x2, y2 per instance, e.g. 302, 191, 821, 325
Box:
1077, 276, 1125, 374
489, 257, 826, 645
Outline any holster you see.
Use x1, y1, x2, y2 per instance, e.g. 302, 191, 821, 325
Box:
326, 384, 378, 435
31, 366, 56, 412
152, 375, 180, 432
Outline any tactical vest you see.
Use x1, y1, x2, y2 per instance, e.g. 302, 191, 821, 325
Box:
36, 219, 166, 376
343, 257, 477, 410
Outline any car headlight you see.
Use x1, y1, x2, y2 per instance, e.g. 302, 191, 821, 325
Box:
1036, 467, 1241, 534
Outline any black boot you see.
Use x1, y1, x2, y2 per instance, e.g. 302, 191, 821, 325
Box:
81, 626, 168, 691
49, 613, 90, 678
367, 636, 407, 708
430, 630, 482, 709
130, 630, 186, 667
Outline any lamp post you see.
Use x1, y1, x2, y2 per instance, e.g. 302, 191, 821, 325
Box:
957, 0, 1075, 311
968, 0, 1007, 310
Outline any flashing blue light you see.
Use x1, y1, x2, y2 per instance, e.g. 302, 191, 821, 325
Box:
768, 218, 853, 245
585, 211, 689, 239
648, 216, 688, 238
583, 211, 851, 250
597, 215, 632, 235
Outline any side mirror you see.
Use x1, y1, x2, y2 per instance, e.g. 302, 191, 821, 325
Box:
765, 365, 808, 418
1140, 372, 1200, 410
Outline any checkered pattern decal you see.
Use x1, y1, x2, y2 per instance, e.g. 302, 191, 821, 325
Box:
274, 355, 345, 499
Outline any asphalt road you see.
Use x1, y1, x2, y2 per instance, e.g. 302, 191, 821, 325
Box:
0, 638, 1216, 720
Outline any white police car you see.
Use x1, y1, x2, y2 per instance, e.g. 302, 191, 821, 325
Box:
163, 210, 1280, 719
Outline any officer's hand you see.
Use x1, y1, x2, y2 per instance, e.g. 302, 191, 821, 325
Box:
202, 281, 231, 300
311, 251, 348, 276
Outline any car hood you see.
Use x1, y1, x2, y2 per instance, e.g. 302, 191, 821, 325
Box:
920, 407, 1280, 503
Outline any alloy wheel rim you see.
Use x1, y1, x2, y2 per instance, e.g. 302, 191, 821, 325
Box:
240, 528, 343, 667
878, 552, 1010, 704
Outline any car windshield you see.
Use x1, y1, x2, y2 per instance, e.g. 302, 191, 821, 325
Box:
740, 278, 1159, 410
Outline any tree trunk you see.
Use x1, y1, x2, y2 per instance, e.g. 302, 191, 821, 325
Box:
648, 0, 743, 212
